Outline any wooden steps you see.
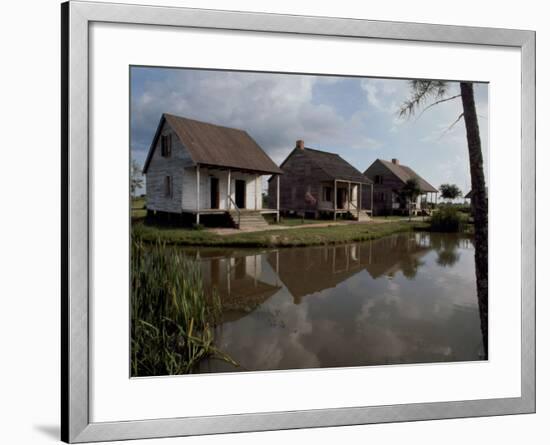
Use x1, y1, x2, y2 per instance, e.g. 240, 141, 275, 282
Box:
228, 210, 270, 230
355, 211, 372, 222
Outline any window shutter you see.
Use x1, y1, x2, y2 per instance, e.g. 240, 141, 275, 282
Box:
165, 176, 172, 198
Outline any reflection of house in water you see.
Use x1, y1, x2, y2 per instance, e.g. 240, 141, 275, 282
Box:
186, 233, 440, 312
188, 250, 282, 315
267, 234, 432, 304
362, 233, 432, 279
266, 245, 364, 304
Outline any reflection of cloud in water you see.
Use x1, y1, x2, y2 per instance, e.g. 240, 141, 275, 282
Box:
196, 232, 484, 373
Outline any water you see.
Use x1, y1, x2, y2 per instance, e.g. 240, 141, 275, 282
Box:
182, 232, 484, 373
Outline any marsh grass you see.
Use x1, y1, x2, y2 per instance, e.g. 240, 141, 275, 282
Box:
430, 206, 468, 232
131, 237, 238, 376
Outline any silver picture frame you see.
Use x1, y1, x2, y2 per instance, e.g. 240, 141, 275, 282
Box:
61, 1, 536, 442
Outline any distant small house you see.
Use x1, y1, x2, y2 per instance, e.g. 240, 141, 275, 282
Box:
142, 113, 282, 228
362, 158, 438, 216
267, 140, 373, 220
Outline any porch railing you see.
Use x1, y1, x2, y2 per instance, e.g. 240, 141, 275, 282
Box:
228, 195, 240, 227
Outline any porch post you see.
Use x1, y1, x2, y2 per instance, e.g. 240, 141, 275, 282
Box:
196, 164, 200, 224
333, 179, 337, 220
276, 174, 280, 222
358, 183, 361, 218
255, 175, 258, 210
370, 183, 374, 215
348, 182, 351, 213
227, 169, 231, 210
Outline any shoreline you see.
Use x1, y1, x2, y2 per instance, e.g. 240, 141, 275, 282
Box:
132, 220, 431, 248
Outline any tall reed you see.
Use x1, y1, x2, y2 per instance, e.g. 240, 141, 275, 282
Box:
131, 236, 236, 376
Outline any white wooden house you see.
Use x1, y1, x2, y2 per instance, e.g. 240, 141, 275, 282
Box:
142, 113, 282, 228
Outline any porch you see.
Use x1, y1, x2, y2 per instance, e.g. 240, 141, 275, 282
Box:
318, 179, 374, 221
185, 164, 281, 228
391, 191, 439, 216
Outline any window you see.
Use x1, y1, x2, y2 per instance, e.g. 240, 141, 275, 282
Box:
374, 175, 383, 184
323, 186, 333, 202
164, 176, 172, 198
161, 134, 172, 157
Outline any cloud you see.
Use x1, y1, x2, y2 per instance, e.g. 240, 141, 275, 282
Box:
360, 78, 408, 114
131, 68, 489, 196
131, 69, 382, 166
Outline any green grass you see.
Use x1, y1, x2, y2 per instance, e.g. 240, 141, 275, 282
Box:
371, 215, 406, 221
132, 220, 429, 248
131, 237, 237, 376
275, 217, 331, 227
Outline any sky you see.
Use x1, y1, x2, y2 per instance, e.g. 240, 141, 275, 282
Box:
130, 67, 489, 197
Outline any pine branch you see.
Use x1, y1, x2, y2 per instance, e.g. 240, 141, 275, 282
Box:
415, 94, 462, 121
438, 113, 464, 139
399, 80, 452, 119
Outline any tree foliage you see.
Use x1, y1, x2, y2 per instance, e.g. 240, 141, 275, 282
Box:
131, 160, 144, 197
398, 178, 421, 220
439, 183, 462, 201
399, 80, 459, 119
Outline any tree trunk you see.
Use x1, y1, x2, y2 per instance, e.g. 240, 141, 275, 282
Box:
460, 82, 489, 359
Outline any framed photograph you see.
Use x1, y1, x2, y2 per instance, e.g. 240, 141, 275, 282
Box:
62, 1, 535, 442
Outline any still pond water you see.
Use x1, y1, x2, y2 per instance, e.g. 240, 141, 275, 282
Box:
182, 232, 484, 373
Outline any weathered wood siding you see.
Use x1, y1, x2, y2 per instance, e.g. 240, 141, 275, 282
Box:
362, 160, 404, 215
268, 150, 361, 214
268, 148, 331, 213
146, 120, 263, 212
182, 167, 199, 210
145, 120, 194, 213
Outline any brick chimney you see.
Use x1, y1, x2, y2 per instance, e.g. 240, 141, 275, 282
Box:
391, 158, 399, 165
296, 139, 305, 150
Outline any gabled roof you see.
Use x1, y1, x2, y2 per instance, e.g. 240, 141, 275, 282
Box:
274, 146, 372, 183
368, 159, 438, 193
143, 114, 282, 175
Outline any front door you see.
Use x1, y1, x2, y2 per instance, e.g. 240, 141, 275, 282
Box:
337, 188, 347, 209
235, 179, 246, 209
210, 177, 219, 209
